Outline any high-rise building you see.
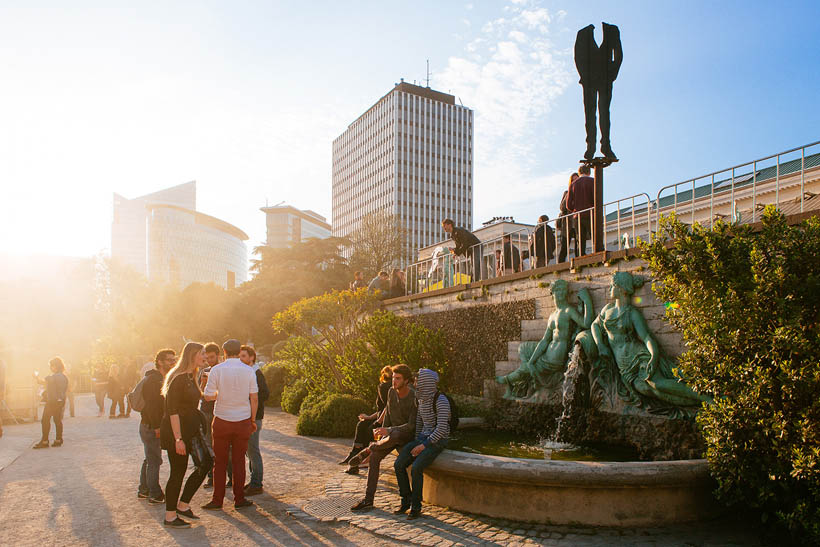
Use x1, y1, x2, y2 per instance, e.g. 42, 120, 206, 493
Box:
332, 81, 473, 265
112, 181, 248, 289
260, 204, 331, 248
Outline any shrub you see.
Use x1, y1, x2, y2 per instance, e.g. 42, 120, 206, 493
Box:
641, 208, 820, 543
296, 393, 371, 437
281, 381, 309, 415
261, 362, 292, 407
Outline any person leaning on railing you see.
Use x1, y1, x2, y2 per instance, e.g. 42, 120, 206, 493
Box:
441, 218, 482, 281
529, 215, 556, 268
568, 165, 595, 257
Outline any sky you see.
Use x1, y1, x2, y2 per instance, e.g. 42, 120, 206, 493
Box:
1, 0, 819, 262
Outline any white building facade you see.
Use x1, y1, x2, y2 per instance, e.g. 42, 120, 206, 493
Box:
332, 82, 474, 266
260, 204, 331, 248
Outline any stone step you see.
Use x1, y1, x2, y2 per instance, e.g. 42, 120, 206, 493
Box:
508, 340, 522, 361
520, 319, 548, 341
495, 360, 518, 376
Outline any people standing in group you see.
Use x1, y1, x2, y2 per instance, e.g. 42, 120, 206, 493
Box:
530, 215, 556, 268
239, 345, 269, 497
138, 348, 175, 505
202, 339, 258, 511
341, 366, 393, 472
568, 165, 594, 257
198, 342, 220, 489
441, 218, 482, 282
368, 271, 391, 298
92, 366, 108, 417
33, 357, 69, 449
558, 173, 579, 263
350, 271, 368, 291
393, 368, 451, 520
160, 342, 210, 528
351, 364, 418, 512
389, 268, 406, 299
107, 364, 126, 419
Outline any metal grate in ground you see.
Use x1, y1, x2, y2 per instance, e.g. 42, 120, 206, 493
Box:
302, 496, 360, 520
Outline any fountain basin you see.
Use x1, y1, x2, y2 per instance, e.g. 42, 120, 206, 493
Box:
417, 450, 717, 526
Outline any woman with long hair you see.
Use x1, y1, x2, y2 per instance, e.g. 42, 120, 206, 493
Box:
341, 365, 393, 473
160, 342, 207, 528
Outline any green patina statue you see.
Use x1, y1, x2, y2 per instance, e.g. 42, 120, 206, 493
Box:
496, 279, 593, 399
589, 271, 709, 413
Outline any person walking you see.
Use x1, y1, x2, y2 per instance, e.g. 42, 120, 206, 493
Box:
201, 339, 258, 511
107, 364, 126, 419
198, 342, 220, 489
239, 346, 269, 496
138, 348, 175, 505
32, 357, 69, 449
393, 368, 451, 520
160, 342, 210, 528
350, 364, 417, 512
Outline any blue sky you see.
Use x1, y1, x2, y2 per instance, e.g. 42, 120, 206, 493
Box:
1, 0, 818, 259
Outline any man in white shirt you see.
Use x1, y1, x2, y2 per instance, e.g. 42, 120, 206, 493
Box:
201, 339, 258, 510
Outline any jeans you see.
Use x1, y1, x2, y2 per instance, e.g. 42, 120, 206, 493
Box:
201, 406, 214, 480
165, 448, 208, 512
109, 396, 125, 416
139, 422, 163, 498
353, 418, 377, 447
41, 401, 65, 442
247, 419, 263, 488
394, 438, 447, 511
211, 416, 252, 505
364, 436, 404, 501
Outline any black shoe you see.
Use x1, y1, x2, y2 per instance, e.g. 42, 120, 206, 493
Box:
148, 494, 165, 505
407, 509, 422, 520
339, 447, 360, 465
235, 499, 254, 509
348, 449, 369, 468
201, 501, 223, 511
51, 439, 63, 447
176, 508, 199, 520
138, 491, 149, 499
33, 441, 50, 449
226, 480, 233, 487
344, 466, 359, 475
393, 502, 411, 515
351, 499, 373, 512
163, 517, 190, 528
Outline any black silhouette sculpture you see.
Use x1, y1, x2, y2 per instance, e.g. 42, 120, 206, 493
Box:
575, 23, 622, 160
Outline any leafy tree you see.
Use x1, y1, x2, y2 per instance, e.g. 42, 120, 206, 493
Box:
641, 207, 820, 543
348, 210, 407, 278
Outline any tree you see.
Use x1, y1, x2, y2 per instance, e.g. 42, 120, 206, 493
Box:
641, 207, 820, 544
348, 210, 407, 277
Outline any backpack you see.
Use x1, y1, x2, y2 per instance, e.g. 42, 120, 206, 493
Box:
432, 390, 459, 432
127, 374, 148, 412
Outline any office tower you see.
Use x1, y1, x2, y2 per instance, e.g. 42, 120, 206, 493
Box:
332, 81, 473, 265
260, 204, 331, 249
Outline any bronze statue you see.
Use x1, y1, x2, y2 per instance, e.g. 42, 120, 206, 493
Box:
496, 280, 593, 399
575, 23, 622, 160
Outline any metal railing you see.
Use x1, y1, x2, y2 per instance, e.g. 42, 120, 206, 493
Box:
603, 193, 654, 250
654, 140, 820, 232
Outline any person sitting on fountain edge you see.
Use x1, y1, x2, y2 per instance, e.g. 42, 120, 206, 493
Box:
393, 368, 450, 520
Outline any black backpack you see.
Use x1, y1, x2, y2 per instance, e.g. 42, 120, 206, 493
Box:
432, 390, 459, 432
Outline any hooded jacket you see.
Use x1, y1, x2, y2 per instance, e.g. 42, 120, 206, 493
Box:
414, 368, 450, 447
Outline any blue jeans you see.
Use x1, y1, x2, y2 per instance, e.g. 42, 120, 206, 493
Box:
139, 422, 163, 498
394, 438, 447, 511
247, 419, 263, 487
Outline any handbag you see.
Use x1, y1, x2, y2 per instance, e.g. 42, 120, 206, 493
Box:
189, 409, 214, 472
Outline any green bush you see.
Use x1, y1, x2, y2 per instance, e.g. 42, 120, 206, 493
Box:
281, 382, 309, 415
260, 362, 292, 407
296, 393, 371, 437
642, 208, 820, 543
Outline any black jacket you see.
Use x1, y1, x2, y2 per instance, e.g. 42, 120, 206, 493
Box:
450, 227, 481, 256
140, 368, 165, 430
254, 369, 270, 421
575, 23, 622, 87
531, 224, 556, 260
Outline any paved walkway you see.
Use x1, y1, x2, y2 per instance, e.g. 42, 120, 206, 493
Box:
0, 395, 760, 546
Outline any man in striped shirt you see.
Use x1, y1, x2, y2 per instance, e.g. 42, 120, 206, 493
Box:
393, 368, 450, 520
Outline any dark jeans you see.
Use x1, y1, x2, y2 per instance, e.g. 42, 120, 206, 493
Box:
165, 448, 208, 512
247, 419, 263, 488
109, 396, 125, 416
41, 401, 65, 442
211, 416, 252, 505
364, 436, 404, 501
353, 418, 377, 447
201, 406, 214, 480
394, 438, 447, 511
139, 422, 163, 498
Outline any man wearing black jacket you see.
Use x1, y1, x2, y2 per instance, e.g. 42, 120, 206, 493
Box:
240, 346, 269, 496
441, 218, 482, 281
138, 348, 175, 504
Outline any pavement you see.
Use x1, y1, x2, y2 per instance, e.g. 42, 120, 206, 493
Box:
0, 394, 762, 546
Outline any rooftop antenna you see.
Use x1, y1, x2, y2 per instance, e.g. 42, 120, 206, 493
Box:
426, 59, 430, 88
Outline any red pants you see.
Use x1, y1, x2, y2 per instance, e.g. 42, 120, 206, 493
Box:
211, 416, 253, 505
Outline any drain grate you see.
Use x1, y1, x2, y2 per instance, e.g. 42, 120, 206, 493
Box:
303, 496, 361, 519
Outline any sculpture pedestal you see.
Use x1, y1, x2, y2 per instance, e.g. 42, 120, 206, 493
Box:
580, 156, 618, 253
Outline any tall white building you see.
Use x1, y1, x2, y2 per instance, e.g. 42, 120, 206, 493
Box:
332, 81, 474, 265
260, 204, 331, 248
112, 181, 248, 289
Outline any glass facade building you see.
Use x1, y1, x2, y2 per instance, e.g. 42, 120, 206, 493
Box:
260, 204, 331, 248
332, 82, 474, 265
